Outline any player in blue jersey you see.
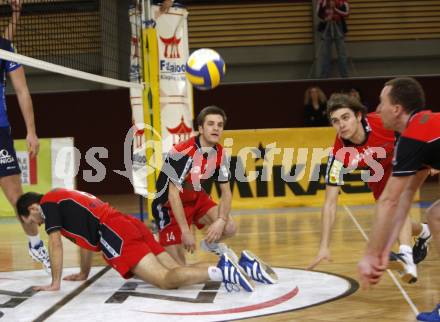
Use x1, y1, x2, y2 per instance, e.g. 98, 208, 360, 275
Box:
0, 1, 50, 272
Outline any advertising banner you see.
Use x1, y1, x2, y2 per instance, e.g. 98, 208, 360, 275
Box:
205, 128, 387, 208
0, 138, 75, 216
129, 2, 150, 197
152, 4, 194, 154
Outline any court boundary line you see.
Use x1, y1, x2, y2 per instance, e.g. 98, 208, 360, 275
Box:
135, 268, 359, 322
343, 204, 419, 316
32, 266, 111, 322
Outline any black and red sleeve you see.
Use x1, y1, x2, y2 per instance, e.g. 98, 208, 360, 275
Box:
42, 202, 62, 234
325, 136, 347, 186
392, 136, 426, 176
162, 150, 192, 187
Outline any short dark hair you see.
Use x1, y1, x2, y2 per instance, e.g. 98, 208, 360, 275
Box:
326, 93, 367, 119
384, 77, 425, 113
196, 105, 227, 127
16, 192, 43, 217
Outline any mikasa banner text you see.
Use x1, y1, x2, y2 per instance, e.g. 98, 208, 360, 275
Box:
207, 127, 389, 208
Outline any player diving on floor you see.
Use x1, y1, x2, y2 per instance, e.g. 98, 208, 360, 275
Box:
16, 188, 277, 293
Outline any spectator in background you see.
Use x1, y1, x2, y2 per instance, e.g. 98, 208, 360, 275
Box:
317, 0, 349, 78
152, 0, 175, 19
348, 87, 361, 102
348, 87, 370, 110
304, 86, 328, 126
159, 0, 173, 12
3, 0, 21, 40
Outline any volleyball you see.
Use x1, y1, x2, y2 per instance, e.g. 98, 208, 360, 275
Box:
185, 48, 226, 90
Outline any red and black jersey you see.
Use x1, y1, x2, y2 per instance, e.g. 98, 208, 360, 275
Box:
153, 135, 230, 206
393, 110, 440, 176
41, 188, 114, 251
325, 113, 395, 199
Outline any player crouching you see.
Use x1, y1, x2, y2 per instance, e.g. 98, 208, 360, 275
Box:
16, 189, 272, 293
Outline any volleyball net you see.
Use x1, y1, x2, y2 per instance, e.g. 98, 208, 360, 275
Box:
0, 0, 141, 79
0, 1, 194, 219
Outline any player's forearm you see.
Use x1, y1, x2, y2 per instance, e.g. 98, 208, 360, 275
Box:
385, 170, 429, 250
49, 238, 63, 287
18, 94, 37, 135
218, 191, 231, 222
334, 7, 348, 17
317, 7, 326, 20
366, 176, 412, 257
385, 193, 413, 251
79, 248, 93, 277
168, 189, 190, 233
320, 200, 337, 249
335, 1, 349, 16
3, 9, 21, 40
366, 198, 398, 256
320, 185, 339, 249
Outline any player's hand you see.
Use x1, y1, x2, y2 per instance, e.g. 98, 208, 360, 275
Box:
307, 247, 332, 270
205, 218, 226, 244
26, 132, 39, 158
10, 0, 21, 12
63, 272, 88, 281
33, 283, 60, 291
182, 230, 196, 253
430, 168, 440, 176
160, 0, 173, 13
357, 254, 386, 290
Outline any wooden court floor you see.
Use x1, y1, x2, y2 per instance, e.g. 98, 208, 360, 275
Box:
0, 191, 439, 321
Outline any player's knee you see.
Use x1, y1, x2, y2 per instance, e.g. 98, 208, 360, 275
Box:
427, 214, 435, 230
427, 208, 440, 226
223, 220, 237, 238
156, 278, 174, 290
427, 201, 440, 225
158, 281, 176, 290
164, 245, 186, 266
158, 270, 179, 290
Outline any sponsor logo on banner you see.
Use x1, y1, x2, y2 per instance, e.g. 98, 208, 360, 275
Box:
0, 267, 357, 321
167, 116, 192, 146
16, 151, 37, 185
157, 21, 187, 83
160, 35, 181, 58
202, 128, 380, 208
132, 121, 145, 149
205, 141, 369, 196
159, 60, 186, 73
0, 138, 74, 216
159, 35, 186, 78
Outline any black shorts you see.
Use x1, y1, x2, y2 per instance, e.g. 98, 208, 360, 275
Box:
0, 127, 21, 177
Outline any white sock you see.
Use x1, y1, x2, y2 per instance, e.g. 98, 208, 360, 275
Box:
399, 244, 413, 257
419, 223, 431, 239
208, 266, 223, 281
202, 240, 219, 250
27, 234, 41, 248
